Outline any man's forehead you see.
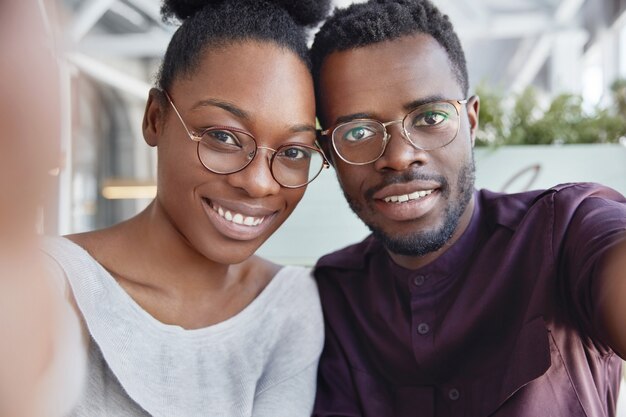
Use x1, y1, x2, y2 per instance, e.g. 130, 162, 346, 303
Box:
318, 33, 462, 121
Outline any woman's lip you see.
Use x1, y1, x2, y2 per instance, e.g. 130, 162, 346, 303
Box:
201, 198, 278, 241
203, 197, 277, 218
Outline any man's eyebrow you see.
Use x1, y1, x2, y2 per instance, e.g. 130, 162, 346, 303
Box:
334, 112, 374, 125
191, 99, 250, 120
332, 95, 449, 126
403, 95, 447, 112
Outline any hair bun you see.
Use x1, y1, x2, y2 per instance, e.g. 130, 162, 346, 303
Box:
161, 0, 220, 22
161, 0, 330, 26
271, 0, 331, 27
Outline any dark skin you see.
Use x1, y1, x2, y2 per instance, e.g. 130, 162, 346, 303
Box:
317, 33, 626, 354
318, 34, 479, 270
70, 41, 317, 329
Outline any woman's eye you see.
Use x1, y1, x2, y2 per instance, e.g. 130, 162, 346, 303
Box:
280, 146, 310, 160
342, 125, 377, 142
413, 111, 449, 127
204, 130, 241, 147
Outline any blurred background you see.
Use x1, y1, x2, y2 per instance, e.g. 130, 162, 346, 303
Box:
37, 0, 626, 412
47, 0, 626, 263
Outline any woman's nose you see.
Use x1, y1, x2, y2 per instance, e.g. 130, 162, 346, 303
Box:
226, 147, 281, 197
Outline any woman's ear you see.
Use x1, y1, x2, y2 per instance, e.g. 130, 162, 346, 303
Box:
143, 88, 166, 147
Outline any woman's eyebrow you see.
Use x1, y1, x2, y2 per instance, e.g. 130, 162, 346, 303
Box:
192, 99, 315, 133
289, 124, 317, 134
191, 98, 250, 120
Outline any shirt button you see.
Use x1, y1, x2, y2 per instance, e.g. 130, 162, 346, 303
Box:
413, 275, 425, 286
448, 388, 460, 401
417, 323, 430, 335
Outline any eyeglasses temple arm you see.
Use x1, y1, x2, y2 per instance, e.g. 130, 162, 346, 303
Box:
161, 90, 201, 142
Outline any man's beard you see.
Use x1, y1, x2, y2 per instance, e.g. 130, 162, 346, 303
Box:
344, 154, 475, 257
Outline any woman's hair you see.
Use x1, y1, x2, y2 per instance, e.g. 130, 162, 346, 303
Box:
311, 0, 469, 96
157, 0, 331, 91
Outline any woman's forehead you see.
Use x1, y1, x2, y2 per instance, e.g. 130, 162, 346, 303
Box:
170, 42, 315, 124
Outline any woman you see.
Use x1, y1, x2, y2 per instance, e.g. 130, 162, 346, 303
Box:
41, 0, 330, 415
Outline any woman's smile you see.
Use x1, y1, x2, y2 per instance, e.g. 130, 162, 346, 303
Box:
201, 197, 279, 241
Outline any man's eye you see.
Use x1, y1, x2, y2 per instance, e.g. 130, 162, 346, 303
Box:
342, 125, 378, 142
412, 111, 449, 127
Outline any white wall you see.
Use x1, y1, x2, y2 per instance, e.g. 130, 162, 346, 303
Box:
257, 144, 626, 265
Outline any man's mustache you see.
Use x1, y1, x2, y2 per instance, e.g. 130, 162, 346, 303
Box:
364, 170, 449, 200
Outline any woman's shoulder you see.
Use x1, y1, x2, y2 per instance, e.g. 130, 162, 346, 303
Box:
41, 235, 97, 270
245, 256, 316, 301
254, 261, 322, 337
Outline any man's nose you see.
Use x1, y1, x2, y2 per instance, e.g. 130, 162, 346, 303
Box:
373, 122, 429, 171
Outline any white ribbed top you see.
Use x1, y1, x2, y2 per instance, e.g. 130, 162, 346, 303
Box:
41, 237, 324, 417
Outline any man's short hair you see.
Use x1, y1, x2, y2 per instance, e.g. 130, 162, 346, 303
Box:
311, 0, 469, 97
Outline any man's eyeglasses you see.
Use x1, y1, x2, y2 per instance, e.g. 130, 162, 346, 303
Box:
319, 99, 469, 165
163, 91, 329, 189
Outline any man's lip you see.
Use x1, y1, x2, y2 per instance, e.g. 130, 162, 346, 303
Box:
372, 181, 441, 200
372, 188, 440, 222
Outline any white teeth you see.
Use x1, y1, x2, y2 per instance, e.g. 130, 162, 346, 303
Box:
383, 189, 434, 204
209, 202, 266, 227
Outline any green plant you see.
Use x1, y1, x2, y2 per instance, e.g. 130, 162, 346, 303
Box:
475, 81, 626, 146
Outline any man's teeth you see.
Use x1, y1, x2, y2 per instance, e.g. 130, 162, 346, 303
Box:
211, 203, 265, 226
383, 189, 434, 203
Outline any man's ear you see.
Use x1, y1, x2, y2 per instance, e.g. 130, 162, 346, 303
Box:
143, 88, 166, 148
466, 95, 480, 148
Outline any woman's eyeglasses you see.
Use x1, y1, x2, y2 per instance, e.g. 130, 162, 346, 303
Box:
163, 90, 329, 189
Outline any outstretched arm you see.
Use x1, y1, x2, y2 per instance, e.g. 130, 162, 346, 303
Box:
596, 238, 626, 358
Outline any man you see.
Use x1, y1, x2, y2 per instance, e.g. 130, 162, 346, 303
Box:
310, 1, 626, 416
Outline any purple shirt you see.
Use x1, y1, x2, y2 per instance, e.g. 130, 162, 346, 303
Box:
313, 183, 626, 417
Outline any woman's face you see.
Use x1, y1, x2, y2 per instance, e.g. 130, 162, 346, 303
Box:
144, 41, 317, 265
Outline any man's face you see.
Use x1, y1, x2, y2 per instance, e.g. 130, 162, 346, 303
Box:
318, 34, 479, 268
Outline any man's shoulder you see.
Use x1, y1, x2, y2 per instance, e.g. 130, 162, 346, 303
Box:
314, 234, 379, 273
478, 182, 624, 231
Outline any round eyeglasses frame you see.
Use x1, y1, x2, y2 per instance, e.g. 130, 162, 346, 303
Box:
162, 90, 329, 189
320, 99, 469, 166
